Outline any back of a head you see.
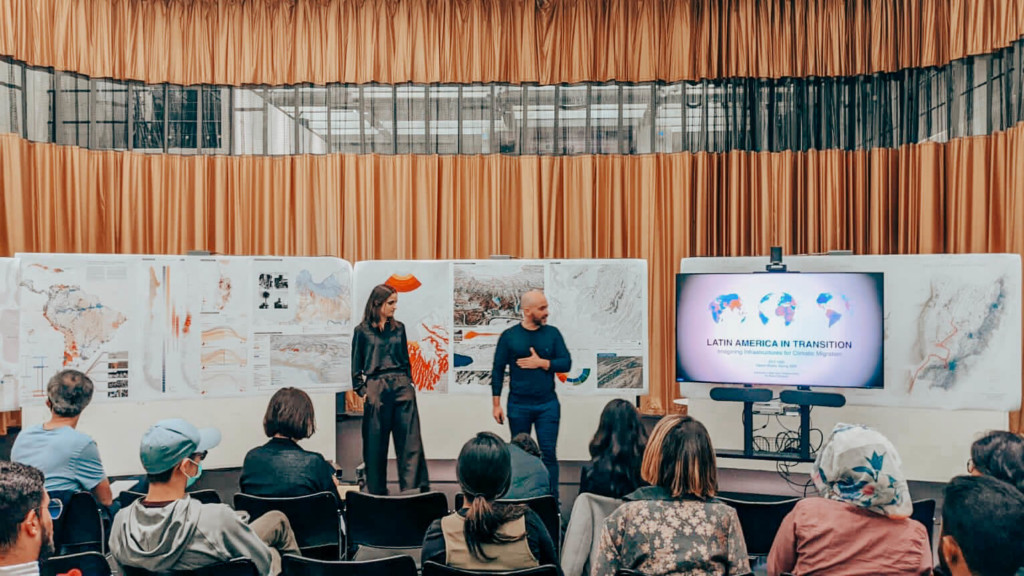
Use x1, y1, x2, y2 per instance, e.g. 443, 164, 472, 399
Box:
47, 369, 94, 417
655, 416, 717, 499
457, 432, 524, 562
263, 387, 316, 440
941, 475, 1024, 576
510, 433, 541, 459
640, 414, 684, 486
970, 431, 1024, 491
0, 461, 45, 554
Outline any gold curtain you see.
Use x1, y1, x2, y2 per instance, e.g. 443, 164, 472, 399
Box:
3, 126, 1023, 422
1, 0, 1022, 86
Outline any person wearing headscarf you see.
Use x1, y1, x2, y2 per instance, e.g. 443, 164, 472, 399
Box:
767, 423, 931, 576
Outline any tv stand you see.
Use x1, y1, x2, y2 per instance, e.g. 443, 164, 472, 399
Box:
710, 385, 845, 463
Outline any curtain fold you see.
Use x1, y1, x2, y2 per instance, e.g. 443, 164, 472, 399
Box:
3, 125, 1023, 424
2, 0, 1022, 86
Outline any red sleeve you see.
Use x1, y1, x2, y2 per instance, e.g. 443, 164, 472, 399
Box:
766, 505, 798, 576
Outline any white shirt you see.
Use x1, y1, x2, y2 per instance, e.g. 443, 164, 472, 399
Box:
0, 562, 40, 576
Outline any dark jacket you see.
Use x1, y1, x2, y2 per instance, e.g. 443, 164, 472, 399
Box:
506, 444, 551, 500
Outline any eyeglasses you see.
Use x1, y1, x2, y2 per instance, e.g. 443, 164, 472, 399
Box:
47, 498, 63, 520
967, 458, 976, 474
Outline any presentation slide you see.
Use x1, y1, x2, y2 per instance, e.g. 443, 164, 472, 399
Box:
676, 272, 884, 388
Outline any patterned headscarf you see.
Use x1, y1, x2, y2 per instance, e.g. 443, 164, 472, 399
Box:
811, 423, 913, 518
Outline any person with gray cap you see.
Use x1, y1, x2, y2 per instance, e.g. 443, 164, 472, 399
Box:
12, 369, 115, 510
110, 419, 300, 576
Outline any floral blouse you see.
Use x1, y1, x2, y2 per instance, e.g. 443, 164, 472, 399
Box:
592, 486, 750, 576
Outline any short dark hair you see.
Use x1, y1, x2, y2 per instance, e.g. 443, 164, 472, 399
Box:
510, 433, 541, 458
942, 475, 1024, 576
971, 431, 1024, 491
263, 387, 316, 440
0, 461, 46, 554
656, 416, 717, 499
47, 370, 94, 417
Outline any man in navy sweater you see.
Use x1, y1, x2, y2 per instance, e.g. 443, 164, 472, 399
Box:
491, 290, 571, 499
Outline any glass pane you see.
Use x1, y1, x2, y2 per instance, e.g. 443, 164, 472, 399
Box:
25, 67, 53, 143
0, 59, 22, 137
524, 85, 555, 155
91, 79, 128, 150
364, 84, 395, 154
557, 85, 587, 155
58, 73, 89, 147
167, 86, 199, 153
295, 85, 329, 155
656, 84, 682, 153
265, 87, 297, 156
428, 85, 459, 155
233, 87, 265, 155
590, 84, 619, 154
622, 85, 652, 154
494, 85, 522, 155
132, 85, 165, 151
395, 84, 428, 154
201, 86, 228, 153
461, 85, 493, 155
329, 84, 362, 154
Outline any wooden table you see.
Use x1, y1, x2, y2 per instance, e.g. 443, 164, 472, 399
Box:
0, 410, 21, 436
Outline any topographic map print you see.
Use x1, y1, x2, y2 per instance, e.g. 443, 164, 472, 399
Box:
911, 275, 1009, 392
270, 334, 349, 388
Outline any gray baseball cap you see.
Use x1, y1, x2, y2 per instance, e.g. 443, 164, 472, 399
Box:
139, 418, 221, 474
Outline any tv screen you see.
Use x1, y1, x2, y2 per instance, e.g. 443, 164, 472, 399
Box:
676, 272, 884, 389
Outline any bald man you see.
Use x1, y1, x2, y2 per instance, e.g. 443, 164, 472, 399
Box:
491, 290, 571, 499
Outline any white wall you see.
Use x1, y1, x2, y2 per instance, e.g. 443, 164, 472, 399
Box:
19, 392, 337, 477
19, 390, 1005, 484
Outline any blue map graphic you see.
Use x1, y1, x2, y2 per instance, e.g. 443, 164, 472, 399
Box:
709, 294, 745, 324
816, 292, 850, 327
758, 292, 797, 326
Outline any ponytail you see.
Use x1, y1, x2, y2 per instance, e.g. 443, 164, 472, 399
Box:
463, 496, 527, 562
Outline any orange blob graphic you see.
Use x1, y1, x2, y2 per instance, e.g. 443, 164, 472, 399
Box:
408, 324, 450, 391
385, 274, 422, 293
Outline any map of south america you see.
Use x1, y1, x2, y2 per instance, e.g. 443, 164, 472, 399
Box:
34, 284, 127, 365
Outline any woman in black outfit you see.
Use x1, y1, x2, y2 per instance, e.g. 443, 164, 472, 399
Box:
351, 283, 429, 495
240, 386, 339, 497
579, 398, 648, 499
422, 432, 559, 572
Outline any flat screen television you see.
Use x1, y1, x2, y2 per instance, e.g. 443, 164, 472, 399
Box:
675, 272, 884, 389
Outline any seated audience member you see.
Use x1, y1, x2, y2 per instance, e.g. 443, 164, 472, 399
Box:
240, 387, 340, 498
968, 430, 1024, 491
767, 423, 931, 576
593, 416, 749, 576
11, 370, 115, 510
580, 399, 648, 499
506, 433, 551, 499
0, 462, 55, 576
938, 475, 1024, 576
110, 419, 300, 576
423, 432, 559, 572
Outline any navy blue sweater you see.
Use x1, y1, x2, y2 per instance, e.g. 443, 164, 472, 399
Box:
491, 324, 571, 404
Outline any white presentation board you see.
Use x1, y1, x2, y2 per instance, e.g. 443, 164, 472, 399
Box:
353, 259, 649, 396
678, 254, 1022, 411
14, 254, 354, 405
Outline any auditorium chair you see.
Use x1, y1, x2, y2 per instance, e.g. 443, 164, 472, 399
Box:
421, 561, 560, 576
234, 492, 343, 560
911, 498, 937, 548
281, 553, 418, 576
454, 493, 561, 556
120, 557, 259, 576
52, 491, 107, 555
118, 489, 221, 509
344, 491, 448, 561
40, 551, 111, 576
717, 494, 800, 558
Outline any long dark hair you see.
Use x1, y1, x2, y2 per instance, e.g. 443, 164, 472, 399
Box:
587, 399, 648, 498
362, 284, 397, 331
657, 416, 717, 499
458, 432, 526, 561
971, 431, 1024, 492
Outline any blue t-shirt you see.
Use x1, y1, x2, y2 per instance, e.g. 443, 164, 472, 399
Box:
11, 425, 106, 493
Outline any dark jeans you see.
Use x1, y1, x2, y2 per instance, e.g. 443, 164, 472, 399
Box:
362, 372, 429, 495
507, 397, 560, 499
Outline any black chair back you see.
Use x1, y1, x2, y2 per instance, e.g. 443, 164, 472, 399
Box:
234, 492, 342, 560
120, 489, 221, 508
54, 491, 106, 555
41, 551, 112, 576
282, 553, 418, 576
454, 493, 561, 556
120, 558, 259, 576
344, 491, 449, 551
718, 495, 800, 557
421, 561, 559, 576
911, 498, 937, 548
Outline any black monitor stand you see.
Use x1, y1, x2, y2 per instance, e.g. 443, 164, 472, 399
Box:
711, 385, 845, 463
